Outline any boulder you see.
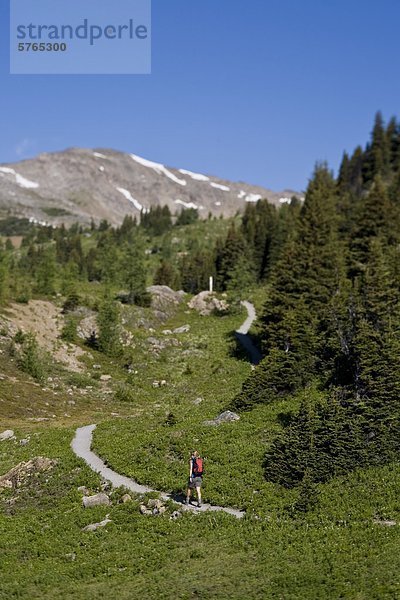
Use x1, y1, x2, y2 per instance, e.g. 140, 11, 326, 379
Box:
121, 493, 132, 504
188, 292, 229, 316
147, 286, 186, 321
82, 493, 110, 508
0, 430, 15, 442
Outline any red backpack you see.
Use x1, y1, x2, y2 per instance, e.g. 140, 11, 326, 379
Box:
192, 457, 203, 476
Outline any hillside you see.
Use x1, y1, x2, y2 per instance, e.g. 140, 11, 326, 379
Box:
0, 148, 299, 226
1, 113, 400, 599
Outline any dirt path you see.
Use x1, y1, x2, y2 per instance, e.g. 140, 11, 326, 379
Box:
235, 301, 262, 365
70, 302, 259, 519
72, 424, 245, 518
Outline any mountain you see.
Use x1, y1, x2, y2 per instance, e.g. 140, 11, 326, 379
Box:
0, 148, 299, 226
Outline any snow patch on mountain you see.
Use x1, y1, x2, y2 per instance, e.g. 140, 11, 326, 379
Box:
279, 197, 292, 204
130, 153, 187, 187
93, 152, 107, 159
178, 168, 210, 182
0, 166, 39, 189
238, 190, 246, 199
245, 193, 262, 203
210, 182, 230, 192
175, 199, 203, 210
116, 187, 146, 212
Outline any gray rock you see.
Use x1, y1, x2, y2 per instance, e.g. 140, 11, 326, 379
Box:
121, 493, 132, 504
0, 430, 15, 442
82, 515, 112, 532
19, 438, 29, 446
100, 374, 112, 382
192, 397, 203, 405
203, 411, 240, 427
82, 493, 110, 508
173, 325, 190, 334
77, 486, 90, 496
216, 411, 240, 424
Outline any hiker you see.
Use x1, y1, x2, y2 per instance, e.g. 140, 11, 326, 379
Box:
185, 450, 203, 507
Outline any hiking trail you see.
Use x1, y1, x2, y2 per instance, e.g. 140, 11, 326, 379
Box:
71, 301, 260, 519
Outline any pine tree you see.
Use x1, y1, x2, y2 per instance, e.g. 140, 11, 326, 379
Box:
0, 242, 8, 303
215, 224, 251, 291
121, 237, 150, 306
35, 246, 57, 295
363, 111, 391, 183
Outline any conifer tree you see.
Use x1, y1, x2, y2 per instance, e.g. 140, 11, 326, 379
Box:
97, 293, 122, 357
121, 237, 150, 306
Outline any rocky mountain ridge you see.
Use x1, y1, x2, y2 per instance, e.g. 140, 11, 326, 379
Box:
0, 147, 299, 226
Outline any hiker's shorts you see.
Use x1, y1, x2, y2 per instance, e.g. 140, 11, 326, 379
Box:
189, 477, 202, 489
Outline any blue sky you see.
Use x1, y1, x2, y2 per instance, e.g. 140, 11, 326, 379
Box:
1, 0, 400, 191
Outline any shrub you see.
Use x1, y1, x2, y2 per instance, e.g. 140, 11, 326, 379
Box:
114, 383, 136, 403
61, 318, 78, 343
17, 333, 47, 383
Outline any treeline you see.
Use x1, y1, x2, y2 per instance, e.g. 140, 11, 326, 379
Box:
0, 197, 301, 306
231, 112, 400, 490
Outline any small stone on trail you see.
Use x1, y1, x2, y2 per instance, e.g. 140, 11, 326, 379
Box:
82, 493, 110, 508
0, 430, 15, 442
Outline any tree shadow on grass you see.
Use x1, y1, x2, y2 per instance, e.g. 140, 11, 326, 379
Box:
226, 331, 262, 366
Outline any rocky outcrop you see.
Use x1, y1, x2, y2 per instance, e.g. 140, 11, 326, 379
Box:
147, 286, 186, 321
188, 292, 229, 316
0, 457, 57, 489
